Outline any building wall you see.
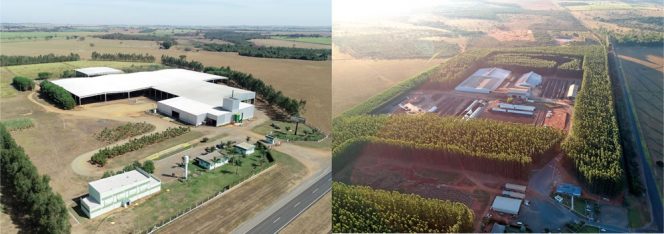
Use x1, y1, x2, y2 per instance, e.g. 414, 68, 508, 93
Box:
157, 102, 205, 126
238, 105, 254, 120
85, 180, 161, 218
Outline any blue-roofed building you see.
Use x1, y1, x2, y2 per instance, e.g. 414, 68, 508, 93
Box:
556, 183, 581, 197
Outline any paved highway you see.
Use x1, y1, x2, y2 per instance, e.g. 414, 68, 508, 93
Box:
245, 170, 331, 234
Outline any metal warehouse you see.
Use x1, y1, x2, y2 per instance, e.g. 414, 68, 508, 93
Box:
51, 68, 255, 126
455, 67, 512, 94
75, 67, 125, 77
491, 196, 522, 215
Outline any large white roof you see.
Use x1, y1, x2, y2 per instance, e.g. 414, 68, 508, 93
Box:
75, 67, 124, 76
51, 69, 228, 98
89, 170, 152, 195
455, 67, 511, 93
159, 97, 229, 116
154, 79, 254, 106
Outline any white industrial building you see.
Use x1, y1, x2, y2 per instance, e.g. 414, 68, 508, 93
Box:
81, 169, 161, 219
75, 67, 124, 77
515, 71, 542, 88
491, 196, 522, 215
455, 67, 512, 94
51, 69, 255, 126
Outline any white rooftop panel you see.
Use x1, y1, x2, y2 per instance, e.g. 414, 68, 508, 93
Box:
491, 196, 522, 215
89, 170, 149, 195
75, 67, 124, 76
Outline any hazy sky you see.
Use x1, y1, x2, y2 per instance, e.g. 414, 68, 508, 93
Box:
1, 0, 330, 26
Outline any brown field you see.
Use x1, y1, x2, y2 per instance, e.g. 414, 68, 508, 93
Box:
490, 0, 560, 10
334, 143, 523, 229
488, 29, 535, 41
249, 39, 330, 49
1, 38, 331, 131
332, 45, 446, 116
281, 192, 332, 234
616, 46, 663, 195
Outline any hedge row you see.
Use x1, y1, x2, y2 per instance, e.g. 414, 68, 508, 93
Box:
12, 76, 34, 91
39, 80, 76, 109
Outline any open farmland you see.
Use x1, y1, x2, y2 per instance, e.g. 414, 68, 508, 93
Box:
615, 45, 664, 195
1, 38, 331, 131
332, 46, 447, 116
271, 36, 331, 45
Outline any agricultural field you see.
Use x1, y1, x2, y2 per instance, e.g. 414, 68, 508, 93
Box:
0, 37, 331, 131
615, 45, 663, 195
332, 46, 447, 116
271, 36, 331, 45
0, 31, 103, 41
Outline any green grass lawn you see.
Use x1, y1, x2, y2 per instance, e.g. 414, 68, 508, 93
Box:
271, 36, 331, 45
1, 67, 18, 98
0, 118, 34, 131
252, 120, 325, 142
130, 149, 302, 231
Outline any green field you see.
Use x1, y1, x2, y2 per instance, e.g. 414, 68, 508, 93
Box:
271, 36, 331, 45
0, 60, 161, 98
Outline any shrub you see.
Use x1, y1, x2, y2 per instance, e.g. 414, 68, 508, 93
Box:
11, 76, 34, 91
39, 81, 76, 109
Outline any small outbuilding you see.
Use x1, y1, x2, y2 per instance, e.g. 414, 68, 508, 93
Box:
75, 67, 124, 77
234, 142, 256, 155
566, 84, 579, 99
195, 153, 229, 171
491, 196, 522, 215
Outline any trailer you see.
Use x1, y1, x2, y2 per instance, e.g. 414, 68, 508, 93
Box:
507, 109, 533, 116
498, 103, 535, 111
491, 107, 507, 112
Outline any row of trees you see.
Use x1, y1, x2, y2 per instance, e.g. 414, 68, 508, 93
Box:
159, 55, 306, 116
160, 55, 204, 71
612, 31, 664, 46
333, 114, 563, 168
200, 43, 330, 61
332, 182, 474, 233
0, 124, 71, 233
102, 160, 155, 178
562, 46, 624, 195
91, 126, 190, 166
11, 76, 34, 91
91, 51, 156, 63
0, 53, 80, 66
95, 122, 156, 143
39, 81, 76, 109
204, 66, 306, 116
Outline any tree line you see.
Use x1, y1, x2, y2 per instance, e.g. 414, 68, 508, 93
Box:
0, 124, 71, 233
91, 51, 156, 63
91, 126, 190, 166
160, 55, 204, 71
612, 31, 664, 46
12, 76, 34, 91
333, 114, 563, 178
39, 81, 76, 109
102, 160, 155, 178
333, 182, 474, 233
160, 55, 306, 116
93, 33, 170, 41
199, 43, 330, 61
0, 53, 80, 66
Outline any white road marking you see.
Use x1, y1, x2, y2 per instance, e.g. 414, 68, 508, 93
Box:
312, 188, 319, 194
294, 201, 301, 207
273, 217, 281, 224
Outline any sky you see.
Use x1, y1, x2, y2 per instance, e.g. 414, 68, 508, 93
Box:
1, 0, 330, 26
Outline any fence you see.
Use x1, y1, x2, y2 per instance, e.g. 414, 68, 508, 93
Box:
141, 163, 275, 234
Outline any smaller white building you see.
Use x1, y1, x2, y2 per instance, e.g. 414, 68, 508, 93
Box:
235, 142, 256, 155
157, 97, 253, 126
195, 153, 229, 171
491, 196, 522, 215
75, 67, 124, 77
81, 169, 161, 219
515, 71, 542, 88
